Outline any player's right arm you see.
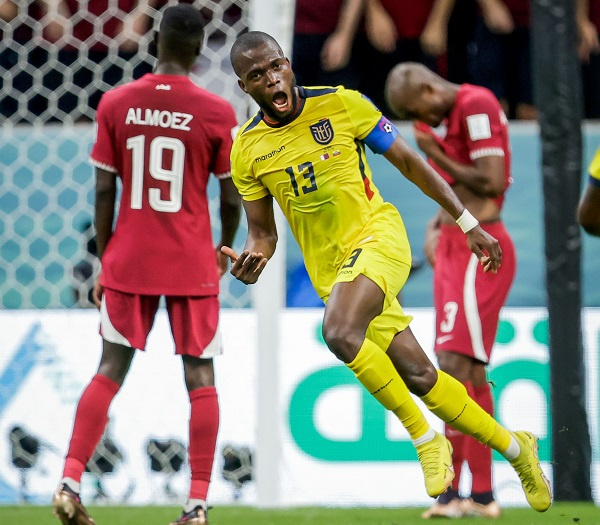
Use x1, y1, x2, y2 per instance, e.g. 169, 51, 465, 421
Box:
225, 123, 278, 284
221, 195, 277, 284
92, 167, 117, 307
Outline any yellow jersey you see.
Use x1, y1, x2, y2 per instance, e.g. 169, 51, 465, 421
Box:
231, 86, 405, 297
589, 147, 600, 184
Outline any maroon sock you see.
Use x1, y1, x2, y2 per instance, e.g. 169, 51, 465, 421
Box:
444, 381, 472, 492
467, 383, 494, 495
188, 386, 219, 501
62, 374, 120, 483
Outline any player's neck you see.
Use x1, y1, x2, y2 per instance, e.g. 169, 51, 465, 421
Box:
154, 63, 191, 76
262, 87, 302, 126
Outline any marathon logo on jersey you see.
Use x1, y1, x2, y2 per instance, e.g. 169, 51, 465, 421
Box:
125, 108, 193, 131
254, 145, 286, 163
309, 118, 334, 145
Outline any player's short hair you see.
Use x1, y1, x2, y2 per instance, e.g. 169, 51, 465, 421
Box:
230, 31, 283, 77
159, 4, 206, 50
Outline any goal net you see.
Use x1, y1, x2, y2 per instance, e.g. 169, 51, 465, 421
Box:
0, 0, 252, 308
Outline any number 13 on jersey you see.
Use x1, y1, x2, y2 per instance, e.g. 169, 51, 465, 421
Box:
285, 161, 318, 197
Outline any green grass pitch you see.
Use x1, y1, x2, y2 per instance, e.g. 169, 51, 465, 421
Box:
0, 503, 597, 525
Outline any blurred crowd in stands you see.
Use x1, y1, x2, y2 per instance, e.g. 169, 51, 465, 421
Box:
294, 0, 600, 120
1, 0, 600, 123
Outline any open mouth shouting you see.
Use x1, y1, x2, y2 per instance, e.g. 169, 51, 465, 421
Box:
272, 90, 292, 115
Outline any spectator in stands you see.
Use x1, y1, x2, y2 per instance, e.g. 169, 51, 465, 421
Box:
577, 0, 600, 118
0, 0, 68, 122
445, 0, 477, 84
468, 0, 535, 120
357, 0, 456, 116
292, 0, 363, 90
48, 0, 155, 121
0, 0, 156, 122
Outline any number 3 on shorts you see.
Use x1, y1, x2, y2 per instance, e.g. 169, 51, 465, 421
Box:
440, 301, 458, 332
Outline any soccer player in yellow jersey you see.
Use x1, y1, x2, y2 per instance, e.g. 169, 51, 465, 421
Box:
578, 147, 600, 235
223, 31, 552, 512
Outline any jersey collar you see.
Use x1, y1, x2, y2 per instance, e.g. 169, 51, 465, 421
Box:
261, 87, 306, 128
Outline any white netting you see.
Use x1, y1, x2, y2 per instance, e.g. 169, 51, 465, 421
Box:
0, 0, 252, 308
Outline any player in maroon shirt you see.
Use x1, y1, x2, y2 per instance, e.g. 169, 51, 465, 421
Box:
386, 63, 516, 519
51, 5, 240, 525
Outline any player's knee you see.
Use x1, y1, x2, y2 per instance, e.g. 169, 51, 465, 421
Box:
402, 364, 439, 397
322, 322, 363, 363
97, 361, 129, 386
436, 351, 471, 383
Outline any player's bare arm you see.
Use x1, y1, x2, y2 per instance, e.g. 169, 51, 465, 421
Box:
216, 177, 242, 277
222, 195, 277, 284
577, 183, 600, 236
93, 167, 117, 307
424, 209, 443, 267
414, 125, 506, 198
383, 135, 502, 273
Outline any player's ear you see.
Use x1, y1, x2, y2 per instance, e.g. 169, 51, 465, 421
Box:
421, 82, 434, 95
149, 31, 158, 58
238, 79, 248, 94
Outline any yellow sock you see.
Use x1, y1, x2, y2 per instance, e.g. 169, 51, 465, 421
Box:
420, 370, 512, 453
347, 338, 430, 441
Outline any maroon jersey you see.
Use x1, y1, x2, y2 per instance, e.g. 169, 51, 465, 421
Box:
502, 0, 529, 27
440, 84, 512, 210
590, 0, 600, 30
294, 0, 345, 34
379, 0, 435, 39
90, 73, 237, 296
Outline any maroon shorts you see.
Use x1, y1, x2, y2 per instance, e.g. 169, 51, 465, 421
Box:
433, 221, 516, 363
100, 287, 221, 358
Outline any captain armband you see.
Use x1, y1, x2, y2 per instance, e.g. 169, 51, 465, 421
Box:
363, 117, 399, 154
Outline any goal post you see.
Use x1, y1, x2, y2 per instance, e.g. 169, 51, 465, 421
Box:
247, 0, 296, 509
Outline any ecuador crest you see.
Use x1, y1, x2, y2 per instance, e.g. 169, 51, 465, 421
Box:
309, 118, 334, 145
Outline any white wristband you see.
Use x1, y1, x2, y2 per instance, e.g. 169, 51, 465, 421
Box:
456, 209, 479, 233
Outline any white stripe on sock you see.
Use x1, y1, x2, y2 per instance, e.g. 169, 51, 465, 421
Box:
412, 427, 436, 447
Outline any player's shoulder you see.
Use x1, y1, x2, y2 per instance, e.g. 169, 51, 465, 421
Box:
236, 112, 263, 142
458, 84, 502, 110
99, 78, 139, 104
300, 85, 341, 98
301, 84, 367, 104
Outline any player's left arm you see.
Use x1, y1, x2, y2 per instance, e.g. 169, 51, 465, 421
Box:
578, 181, 600, 236
379, 130, 502, 272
